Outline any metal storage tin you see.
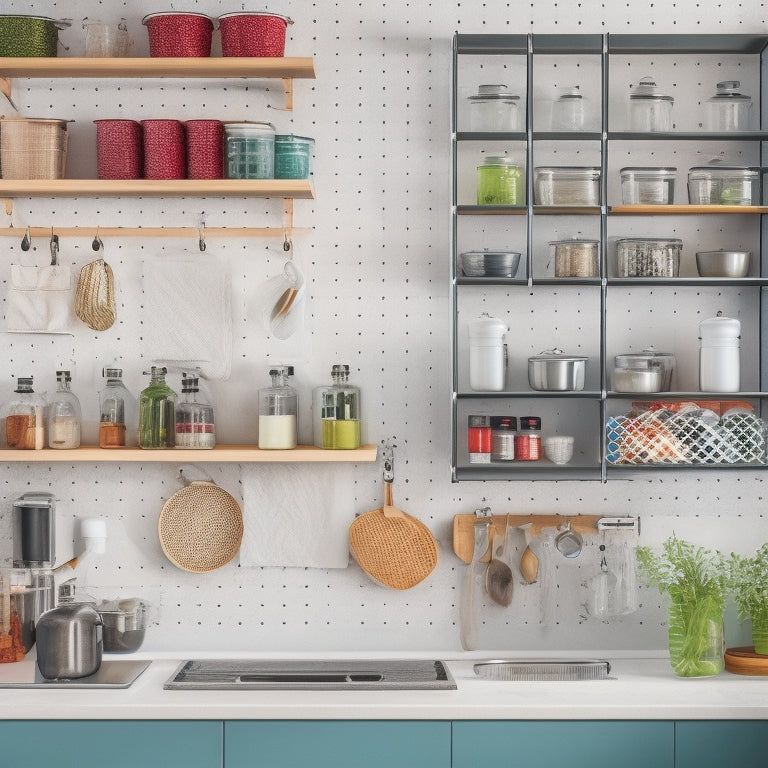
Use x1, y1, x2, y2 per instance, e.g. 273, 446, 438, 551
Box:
528, 349, 587, 391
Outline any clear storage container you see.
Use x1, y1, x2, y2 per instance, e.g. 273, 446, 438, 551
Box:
550, 238, 599, 277
534, 167, 600, 206
258, 366, 297, 450
613, 350, 676, 392
4, 377, 45, 450
687, 165, 760, 206
616, 238, 682, 278
551, 86, 586, 132
629, 76, 674, 132
704, 81, 752, 132
138, 366, 177, 449
312, 364, 361, 449
468, 84, 522, 132
274, 134, 314, 179
477, 156, 523, 205
48, 370, 82, 449
225, 121, 275, 179
620, 166, 676, 205
175, 374, 216, 449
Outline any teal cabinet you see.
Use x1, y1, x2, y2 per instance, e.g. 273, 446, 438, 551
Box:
225, 720, 451, 768
676, 721, 768, 768
452, 721, 674, 768
0, 720, 223, 768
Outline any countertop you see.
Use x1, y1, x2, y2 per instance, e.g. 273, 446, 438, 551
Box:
0, 650, 766, 720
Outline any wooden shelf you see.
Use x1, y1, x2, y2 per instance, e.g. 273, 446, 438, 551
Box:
0, 56, 316, 80
610, 204, 768, 214
0, 444, 377, 463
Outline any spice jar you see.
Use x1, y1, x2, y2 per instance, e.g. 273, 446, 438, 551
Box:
468, 415, 492, 464
491, 416, 517, 461
138, 366, 176, 449
515, 416, 542, 461
629, 76, 674, 132
313, 364, 361, 449
99, 367, 134, 448
477, 156, 523, 205
48, 370, 82, 450
175, 374, 216, 449
5, 377, 45, 450
258, 366, 297, 450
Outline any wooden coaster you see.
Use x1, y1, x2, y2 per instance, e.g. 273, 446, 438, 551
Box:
724, 646, 768, 676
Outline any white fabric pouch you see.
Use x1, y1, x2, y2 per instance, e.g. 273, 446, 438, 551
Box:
6, 256, 73, 334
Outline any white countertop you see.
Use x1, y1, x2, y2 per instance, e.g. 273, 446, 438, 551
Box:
0, 651, 766, 720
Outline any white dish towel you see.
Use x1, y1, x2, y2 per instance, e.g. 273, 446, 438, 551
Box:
240, 464, 354, 569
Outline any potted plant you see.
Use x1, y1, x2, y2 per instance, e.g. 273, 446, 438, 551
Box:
730, 543, 768, 655
637, 536, 729, 677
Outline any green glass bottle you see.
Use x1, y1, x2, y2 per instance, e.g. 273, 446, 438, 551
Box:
312, 364, 361, 450
138, 366, 177, 449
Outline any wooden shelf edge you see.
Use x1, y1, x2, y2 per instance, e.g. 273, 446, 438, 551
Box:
0, 444, 377, 463
0, 56, 316, 80
610, 204, 768, 214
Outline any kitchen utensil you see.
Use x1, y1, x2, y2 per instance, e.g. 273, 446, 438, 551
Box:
461, 521, 490, 651
0, 117, 69, 180
349, 454, 438, 590
554, 520, 582, 558
274, 134, 314, 180
519, 522, 538, 584
620, 166, 676, 204
225, 121, 276, 179
82, 18, 131, 57
98, 598, 147, 653
158, 479, 243, 573
629, 76, 674, 131
74, 238, 116, 331
35, 603, 103, 680
460, 250, 521, 278
616, 237, 682, 278
528, 349, 587, 391
534, 166, 601, 206
543, 435, 574, 464
468, 84, 522, 132
485, 516, 514, 607
253, 252, 306, 341
696, 250, 751, 278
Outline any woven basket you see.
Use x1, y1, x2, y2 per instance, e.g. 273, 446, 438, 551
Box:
141, 119, 186, 180
185, 119, 224, 180
94, 119, 142, 180
159, 481, 243, 573
349, 482, 438, 590
0, 118, 68, 180
142, 12, 214, 57
74, 257, 116, 331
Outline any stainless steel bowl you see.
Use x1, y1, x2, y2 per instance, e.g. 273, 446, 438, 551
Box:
460, 250, 521, 278
695, 250, 751, 278
528, 349, 587, 391
98, 599, 147, 653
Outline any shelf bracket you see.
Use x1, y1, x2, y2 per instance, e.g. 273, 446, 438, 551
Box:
2, 198, 11, 216
283, 198, 294, 235
0, 77, 11, 103
281, 77, 294, 111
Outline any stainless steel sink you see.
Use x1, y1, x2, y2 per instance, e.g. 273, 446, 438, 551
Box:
164, 659, 456, 691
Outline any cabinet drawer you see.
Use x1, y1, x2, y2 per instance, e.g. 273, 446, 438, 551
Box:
676, 721, 768, 768
0, 721, 223, 768
452, 721, 673, 768
225, 720, 450, 768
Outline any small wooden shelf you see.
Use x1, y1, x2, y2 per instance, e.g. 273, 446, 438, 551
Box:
610, 204, 768, 214
0, 444, 377, 463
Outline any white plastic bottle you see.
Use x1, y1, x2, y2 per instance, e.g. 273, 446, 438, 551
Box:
468, 313, 507, 391
699, 313, 740, 393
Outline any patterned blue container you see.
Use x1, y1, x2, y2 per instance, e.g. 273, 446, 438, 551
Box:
225, 121, 275, 179
274, 134, 314, 179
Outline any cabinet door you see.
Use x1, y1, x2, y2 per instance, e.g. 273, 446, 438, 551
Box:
225, 720, 450, 768
676, 721, 768, 768
452, 721, 673, 768
0, 720, 223, 768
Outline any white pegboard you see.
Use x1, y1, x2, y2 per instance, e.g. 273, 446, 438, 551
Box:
0, 1, 765, 654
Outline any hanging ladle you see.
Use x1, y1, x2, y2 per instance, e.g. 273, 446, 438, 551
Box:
485, 514, 514, 607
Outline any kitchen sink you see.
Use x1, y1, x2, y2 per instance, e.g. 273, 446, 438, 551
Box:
164, 659, 457, 691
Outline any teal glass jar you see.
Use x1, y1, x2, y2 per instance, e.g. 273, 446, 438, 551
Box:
477, 156, 523, 205
274, 134, 314, 179
225, 121, 275, 179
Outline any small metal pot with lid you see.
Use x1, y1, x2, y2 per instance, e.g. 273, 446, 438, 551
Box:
528, 349, 587, 391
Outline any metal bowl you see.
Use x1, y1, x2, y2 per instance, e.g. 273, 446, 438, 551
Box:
695, 250, 751, 278
98, 599, 147, 653
461, 250, 521, 278
528, 349, 587, 391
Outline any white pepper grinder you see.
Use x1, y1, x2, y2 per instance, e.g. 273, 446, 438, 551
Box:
699, 312, 741, 392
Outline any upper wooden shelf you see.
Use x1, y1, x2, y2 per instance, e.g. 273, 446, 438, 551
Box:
0, 56, 316, 80
0, 179, 315, 199
610, 204, 768, 214
0, 444, 377, 463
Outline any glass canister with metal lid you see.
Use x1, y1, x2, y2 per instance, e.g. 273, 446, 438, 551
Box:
258, 365, 297, 450
551, 86, 586, 132
629, 76, 674, 132
468, 84, 522, 132
704, 80, 753, 132
477, 155, 523, 205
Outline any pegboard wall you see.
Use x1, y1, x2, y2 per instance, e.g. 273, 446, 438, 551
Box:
0, 0, 766, 654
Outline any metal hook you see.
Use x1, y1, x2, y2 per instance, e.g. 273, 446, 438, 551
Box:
381, 438, 396, 482
199, 221, 206, 252
283, 233, 292, 254
49, 229, 59, 265
20, 226, 31, 252
92, 227, 103, 253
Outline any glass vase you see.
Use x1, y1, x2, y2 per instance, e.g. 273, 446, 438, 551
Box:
667, 595, 724, 677
751, 609, 768, 655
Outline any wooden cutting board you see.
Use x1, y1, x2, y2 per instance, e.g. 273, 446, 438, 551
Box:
724, 646, 768, 676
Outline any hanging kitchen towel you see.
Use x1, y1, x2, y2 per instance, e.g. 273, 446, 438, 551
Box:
240, 464, 353, 569
142, 253, 232, 380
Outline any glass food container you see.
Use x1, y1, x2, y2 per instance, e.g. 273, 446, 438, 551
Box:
534, 167, 601, 206
175, 374, 215, 449
274, 134, 314, 179
550, 238, 599, 278
468, 84, 522, 132
629, 76, 674, 132
48, 370, 82, 449
4, 377, 45, 451
687, 165, 761, 206
490, 416, 516, 461
313, 364, 361, 450
258, 366, 297, 450
620, 167, 677, 205
704, 80, 752, 132
138, 366, 177, 449
551, 86, 585, 132
616, 238, 682, 278
99, 367, 134, 448
224, 121, 275, 179
614, 350, 676, 392
477, 156, 523, 205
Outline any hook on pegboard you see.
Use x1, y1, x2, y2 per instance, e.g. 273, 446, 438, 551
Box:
381, 437, 397, 482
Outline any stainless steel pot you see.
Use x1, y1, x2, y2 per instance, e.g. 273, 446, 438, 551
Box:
35, 603, 102, 679
528, 349, 587, 391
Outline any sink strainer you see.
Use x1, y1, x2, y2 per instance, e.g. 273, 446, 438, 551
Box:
474, 659, 612, 681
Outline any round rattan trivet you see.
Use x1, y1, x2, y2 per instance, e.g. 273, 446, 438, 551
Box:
158, 480, 243, 573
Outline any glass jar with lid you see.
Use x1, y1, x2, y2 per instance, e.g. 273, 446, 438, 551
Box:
312, 364, 361, 449
468, 84, 522, 132
4, 377, 46, 450
48, 370, 82, 450
99, 367, 135, 448
477, 156, 523, 205
687, 164, 760, 206
224, 121, 275, 179
175, 374, 216, 449
551, 86, 586, 132
550, 238, 599, 278
704, 81, 752, 132
258, 366, 297, 450
534, 166, 601, 206
629, 76, 674, 132
138, 366, 176, 449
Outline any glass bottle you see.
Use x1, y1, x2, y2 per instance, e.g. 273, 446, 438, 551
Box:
515, 416, 542, 461
175, 374, 216, 449
138, 366, 176, 449
99, 367, 135, 448
313, 364, 361, 449
48, 370, 82, 449
258, 366, 298, 450
467, 415, 492, 464
491, 416, 517, 461
476, 155, 523, 206
5, 377, 46, 450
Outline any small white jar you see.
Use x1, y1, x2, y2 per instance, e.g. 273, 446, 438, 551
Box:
699, 314, 741, 393
468, 313, 506, 391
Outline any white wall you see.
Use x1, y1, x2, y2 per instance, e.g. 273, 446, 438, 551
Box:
0, 0, 766, 653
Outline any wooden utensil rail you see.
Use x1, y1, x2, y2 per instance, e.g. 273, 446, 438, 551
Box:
453, 513, 637, 563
